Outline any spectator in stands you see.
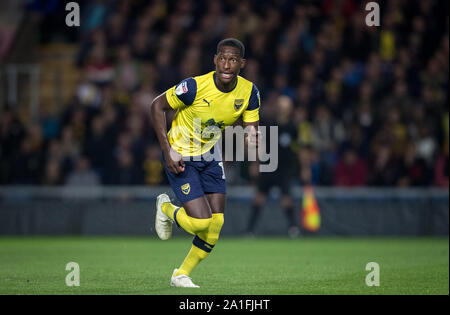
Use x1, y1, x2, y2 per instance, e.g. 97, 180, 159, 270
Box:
396, 141, 430, 187
334, 147, 367, 187
105, 149, 142, 185
81, 0, 112, 36
84, 43, 114, 86
83, 115, 111, 178
311, 104, 345, 167
384, 107, 408, 159
0, 108, 25, 184
415, 124, 437, 166
115, 44, 141, 91
142, 145, 166, 186
59, 126, 80, 173
11, 135, 43, 185
106, 13, 127, 50
65, 156, 100, 186
434, 151, 449, 188
368, 145, 398, 186
42, 159, 63, 186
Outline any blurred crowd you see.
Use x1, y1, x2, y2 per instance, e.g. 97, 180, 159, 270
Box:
0, 0, 448, 188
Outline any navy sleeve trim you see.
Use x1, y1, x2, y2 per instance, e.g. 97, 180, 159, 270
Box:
247, 84, 260, 111
174, 78, 197, 106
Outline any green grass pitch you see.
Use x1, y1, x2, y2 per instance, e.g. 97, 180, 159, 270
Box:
0, 237, 448, 295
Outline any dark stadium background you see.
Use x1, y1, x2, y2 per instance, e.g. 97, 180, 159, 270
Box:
0, 0, 448, 296
0, 0, 447, 188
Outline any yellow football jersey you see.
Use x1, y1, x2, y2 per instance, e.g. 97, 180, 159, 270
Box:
165, 71, 260, 156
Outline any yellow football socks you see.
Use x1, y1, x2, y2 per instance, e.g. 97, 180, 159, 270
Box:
161, 201, 179, 220
161, 201, 225, 277
162, 202, 211, 235
175, 213, 224, 277
197, 213, 224, 246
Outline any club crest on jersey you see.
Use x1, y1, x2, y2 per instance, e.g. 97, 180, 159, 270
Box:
181, 183, 190, 195
175, 81, 188, 96
234, 99, 244, 110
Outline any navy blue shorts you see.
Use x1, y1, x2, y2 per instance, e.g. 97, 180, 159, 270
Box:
162, 155, 226, 204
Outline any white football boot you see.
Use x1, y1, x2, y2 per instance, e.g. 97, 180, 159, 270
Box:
170, 269, 200, 288
155, 193, 173, 240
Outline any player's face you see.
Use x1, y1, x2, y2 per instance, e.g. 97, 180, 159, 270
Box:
214, 46, 246, 86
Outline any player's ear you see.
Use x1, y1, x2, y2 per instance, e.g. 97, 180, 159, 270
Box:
240, 58, 246, 69
214, 55, 218, 67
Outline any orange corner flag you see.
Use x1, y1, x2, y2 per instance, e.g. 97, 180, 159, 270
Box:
301, 186, 321, 232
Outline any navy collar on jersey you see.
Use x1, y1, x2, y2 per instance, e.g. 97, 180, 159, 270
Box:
213, 72, 238, 93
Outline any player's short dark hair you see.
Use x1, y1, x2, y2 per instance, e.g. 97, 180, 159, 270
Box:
217, 38, 245, 58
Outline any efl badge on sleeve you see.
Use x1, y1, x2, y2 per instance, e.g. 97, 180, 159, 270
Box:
234, 99, 244, 111
175, 81, 188, 96
181, 183, 190, 195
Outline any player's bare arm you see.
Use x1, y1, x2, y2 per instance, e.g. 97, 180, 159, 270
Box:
150, 93, 185, 174
244, 121, 260, 149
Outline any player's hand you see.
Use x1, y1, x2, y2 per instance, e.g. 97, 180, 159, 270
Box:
246, 125, 260, 149
164, 148, 185, 174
